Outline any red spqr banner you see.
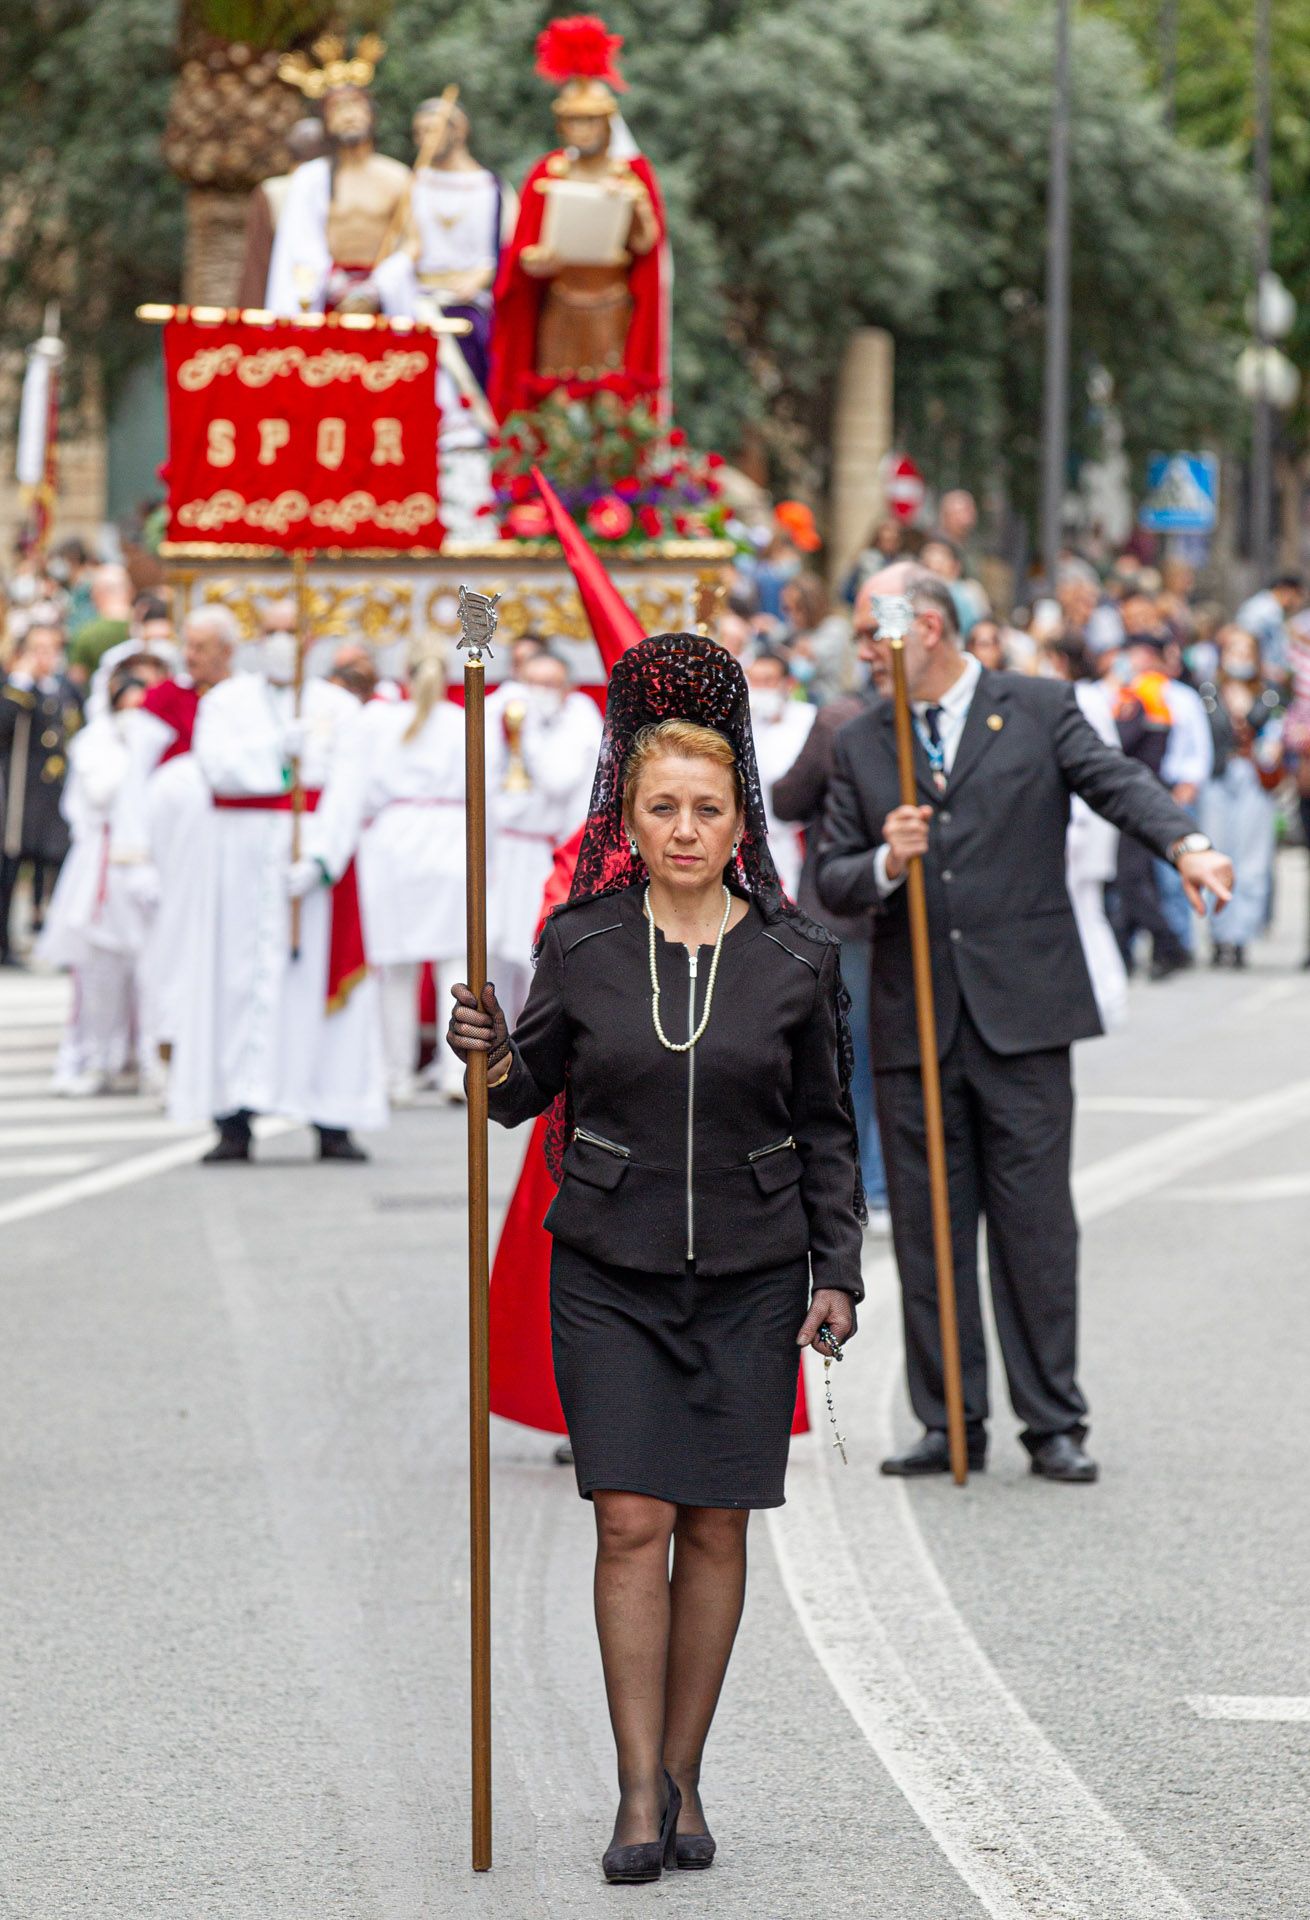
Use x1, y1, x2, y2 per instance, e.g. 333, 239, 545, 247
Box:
162, 317, 441, 551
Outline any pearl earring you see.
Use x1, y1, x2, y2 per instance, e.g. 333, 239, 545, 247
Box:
732, 838, 742, 858
628, 833, 639, 858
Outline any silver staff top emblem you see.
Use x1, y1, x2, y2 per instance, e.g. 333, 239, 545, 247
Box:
457, 585, 499, 658
872, 593, 914, 641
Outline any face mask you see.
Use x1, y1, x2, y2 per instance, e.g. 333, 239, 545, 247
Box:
524, 685, 564, 721
750, 688, 786, 724
1112, 654, 1135, 686
47, 559, 70, 584
1185, 642, 1219, 681
256, 631, 297, 684
1224, 659, 1257, 682
790, 654, 815, 684
9, 576, 36, 606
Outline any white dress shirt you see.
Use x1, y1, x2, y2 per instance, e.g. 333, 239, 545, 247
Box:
873, 651, 981, 898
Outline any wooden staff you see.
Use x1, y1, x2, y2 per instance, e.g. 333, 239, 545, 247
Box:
289, 548, 309, 961
458, 585, 496, 1870
889, 636, 969, 1487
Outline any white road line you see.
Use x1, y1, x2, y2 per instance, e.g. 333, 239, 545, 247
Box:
0, 1118, 194, 1148
1168, 1174, 1310, 1202
1078, 1094, 1217, 1115
1187, 1696, 1310, 1722
0, 1153, 99, 1178
0, 1117, 300, 1232
769, 1073, 1310, 1919
0, 1094, 164, 1121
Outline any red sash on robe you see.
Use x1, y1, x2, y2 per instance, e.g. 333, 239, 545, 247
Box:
142, 678, 200, 763
211, 788, 367, 1013
488, 151, 669, 423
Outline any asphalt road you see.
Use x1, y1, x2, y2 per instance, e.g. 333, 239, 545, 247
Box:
3, 860, 1309, 1920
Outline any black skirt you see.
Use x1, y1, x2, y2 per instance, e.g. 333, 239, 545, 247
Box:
550, 1243, 811, 1510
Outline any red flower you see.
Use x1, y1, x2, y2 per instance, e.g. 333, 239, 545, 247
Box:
668, 427, 687, 447
508, 473, 534, 504
704, 477, 723, 499
587, 494, 635, 540
637, 504, 663, 538
474, 501, 496, 518
706, 450, 726, 470
673, 513, 694, 536
614, 475, 640, 498
505, 501, 552, 539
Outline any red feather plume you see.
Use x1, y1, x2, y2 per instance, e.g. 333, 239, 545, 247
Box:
534, 13, 627, 89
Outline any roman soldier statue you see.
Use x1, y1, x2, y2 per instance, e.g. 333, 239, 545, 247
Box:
489, 14, 669, 422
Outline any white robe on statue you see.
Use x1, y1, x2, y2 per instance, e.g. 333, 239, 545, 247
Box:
321, 696, 469, 1098
486, 690, 602, 1026
751, 699, 817, 902
265, 156, 418, 318
168, 673, 386, 1131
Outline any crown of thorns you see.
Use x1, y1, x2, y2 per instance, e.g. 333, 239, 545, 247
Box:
278, 32, 385, 100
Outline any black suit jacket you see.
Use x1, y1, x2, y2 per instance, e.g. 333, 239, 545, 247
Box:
487, 886, 865, 1297
816, 669, 1195, 1070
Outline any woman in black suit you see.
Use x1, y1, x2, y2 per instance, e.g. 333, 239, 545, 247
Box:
448, 636, 864, 1884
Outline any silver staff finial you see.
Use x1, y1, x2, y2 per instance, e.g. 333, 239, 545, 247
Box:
457, 585, 499, 660
873, 593, 914, 641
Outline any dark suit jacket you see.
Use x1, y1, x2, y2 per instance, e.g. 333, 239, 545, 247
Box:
816, 668, 1195, 1070
487, 885, 865, 1296
771, 693, 873, 944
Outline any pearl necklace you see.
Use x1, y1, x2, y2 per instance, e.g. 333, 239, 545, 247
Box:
643, 884, 732, 1052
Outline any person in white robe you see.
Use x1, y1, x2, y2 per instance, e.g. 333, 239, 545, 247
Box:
746, 651, 817, 902
41, 670, 157, 1093
318, 637, 467, 1103
486, 647, 602, 1027
168, 628, 386, 1161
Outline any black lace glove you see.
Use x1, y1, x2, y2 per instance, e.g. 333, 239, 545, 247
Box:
447, 981, 511, 1075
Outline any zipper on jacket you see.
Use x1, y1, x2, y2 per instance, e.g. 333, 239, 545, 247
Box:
748, 1135, 796, 1162
573, 1125, 630, 1159
686, 952, 698, 1262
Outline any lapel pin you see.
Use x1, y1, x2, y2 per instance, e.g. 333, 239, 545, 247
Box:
986, 713, 1004, 731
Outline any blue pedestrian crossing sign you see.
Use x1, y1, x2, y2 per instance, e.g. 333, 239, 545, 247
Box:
1140, 453, 1218, 533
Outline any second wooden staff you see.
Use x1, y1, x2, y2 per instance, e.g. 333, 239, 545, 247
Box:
458, 586, 496, 1870
889, 636, 969, 1487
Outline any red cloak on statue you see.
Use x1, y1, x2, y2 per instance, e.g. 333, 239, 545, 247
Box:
487, 472, 810, 1438
488, 151, 669, 423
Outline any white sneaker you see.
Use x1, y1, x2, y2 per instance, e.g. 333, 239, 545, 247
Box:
864, 1206, 892, 1237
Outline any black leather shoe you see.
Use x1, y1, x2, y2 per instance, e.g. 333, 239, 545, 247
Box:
881, 1428, 987, 1476
202, 1116, 251, 1163
1149, 949, 1193, 981
674, 1830, 717, 1870
315, 1127, 369, 1162
602, 1772, 681, 1884
1029, 1432, 1098, 1483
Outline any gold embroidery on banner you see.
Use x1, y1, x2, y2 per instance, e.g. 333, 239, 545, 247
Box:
177, 344, 431, 392
177, 491, 438, 537
201, 578, 415, 647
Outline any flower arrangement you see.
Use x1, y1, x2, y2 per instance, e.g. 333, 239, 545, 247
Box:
484, 382, 728, 546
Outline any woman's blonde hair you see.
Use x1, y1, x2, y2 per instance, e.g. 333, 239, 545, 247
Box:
621, 719, 743, 826
404, 635, 448, 742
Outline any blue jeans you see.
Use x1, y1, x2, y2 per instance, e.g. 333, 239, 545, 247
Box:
838, 938, 888, 1209
1154, 803, 1196, 951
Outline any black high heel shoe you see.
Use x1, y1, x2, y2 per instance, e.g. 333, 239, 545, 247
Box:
674, 1828, 717, 1870
601, 1771, 681, 1885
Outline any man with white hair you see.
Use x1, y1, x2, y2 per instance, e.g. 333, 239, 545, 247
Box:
168, 607, 385, 1161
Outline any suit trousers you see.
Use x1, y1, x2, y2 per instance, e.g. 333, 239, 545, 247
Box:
874, 1008, 1089, 1447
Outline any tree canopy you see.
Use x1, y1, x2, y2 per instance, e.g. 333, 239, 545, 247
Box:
1, 0, 1254, 525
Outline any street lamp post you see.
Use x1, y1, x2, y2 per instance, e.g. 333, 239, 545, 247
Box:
1040, 0, 1072, 591
1252, 0, 1274, 579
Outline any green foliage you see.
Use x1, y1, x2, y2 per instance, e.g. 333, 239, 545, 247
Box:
376, 0, 1249, 516
0, 0, 1253, 529
0, 0, 184, 419
1090, 0, 1310, 441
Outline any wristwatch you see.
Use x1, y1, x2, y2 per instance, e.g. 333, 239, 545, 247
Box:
1168, 831, 1213, 865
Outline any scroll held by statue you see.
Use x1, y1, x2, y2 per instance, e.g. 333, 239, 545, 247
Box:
537, 179, 632, 266
159, 316, 442, 552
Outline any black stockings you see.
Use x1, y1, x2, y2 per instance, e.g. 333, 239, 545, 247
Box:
591, 1490, 749, 1847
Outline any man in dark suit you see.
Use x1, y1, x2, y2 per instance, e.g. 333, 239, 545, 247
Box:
817, 571, 1234, 1482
